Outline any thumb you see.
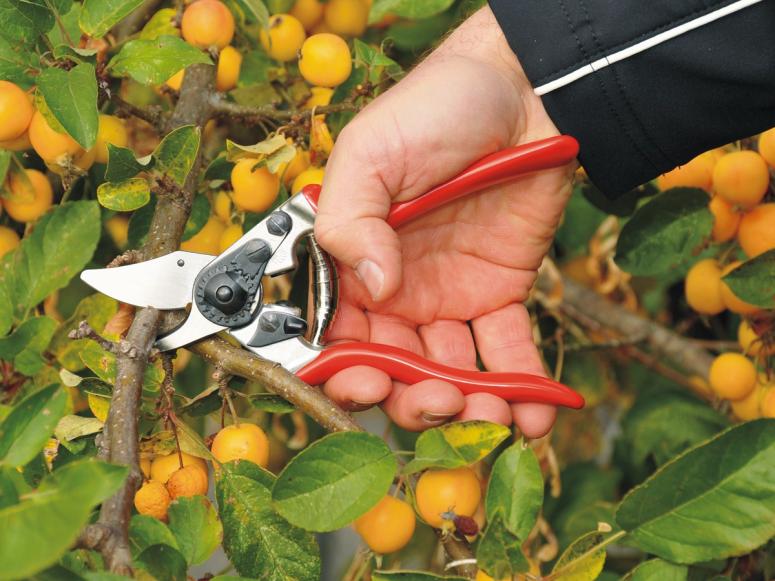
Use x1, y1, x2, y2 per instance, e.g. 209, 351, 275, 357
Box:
313, 129, 404, 302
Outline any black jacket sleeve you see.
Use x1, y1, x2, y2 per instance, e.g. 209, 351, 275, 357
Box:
488, 0, 775, 197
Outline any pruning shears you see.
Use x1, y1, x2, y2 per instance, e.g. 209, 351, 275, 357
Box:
81, 135, 585, 410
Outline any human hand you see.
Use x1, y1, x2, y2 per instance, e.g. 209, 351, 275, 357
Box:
314, 7, 576, 437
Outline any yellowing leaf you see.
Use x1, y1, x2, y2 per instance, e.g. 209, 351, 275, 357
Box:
310, 115, 334, 159
403, 420, 511, 474
552, 530, 609, 581
226, 134, 286, 159
87, 394, 110, 423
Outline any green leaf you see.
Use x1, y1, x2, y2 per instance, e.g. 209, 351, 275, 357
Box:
0, 385, 67, 467
620, 390, 728, 467
0, 459, 127, 580
37, 63, 99, 149
174, 417, 216, 461
0, 0, 57, 44
79, 0, 145, 38
46, 1, 80, 48
372, 573, 467, 581
622, 559, 688, 581
217, 461, 320, 580
108, 35, 212, 85
139, 7, 179, 39
353, 38, 402, 77
104, 144, 152, 182
182, 194, 211, 241
0, 152, 10, 186
80, 341, 164, 391
167, 496, 222, 565
721, 250, 775, 308
134, 544, 187, 581
403, 420, 510, 474
476, 512, 529, 579
614, 188, 713, 276
369, 0, 454, 23
550, 530, 609, 581
0, 34, 39, 86
556, 185, 608, 256
249, 393, 295, 414
0, 201, 101, 318
50, 293, 117, 372
272, 431, 397, 532
0, 465, 27, 508
129, 515, 179, 555
225, 0, 268, 28
54, 415, 103, 443
97, 178, 151, 211
226, 134, 295, 173
384, 13, 455, 53
485, 439, 543, 539
0, 316, 57, 375
616, 419, 775, 563
153, 125, 200, 186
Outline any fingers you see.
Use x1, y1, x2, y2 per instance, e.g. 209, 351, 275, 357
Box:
456, 393, 513, 425
382, 380, 466, 431
322, 365, 392, 411
418, 320, 477, 370
314, 125, 403, 302
472, 303, 557, 438
418, 320, 511, 426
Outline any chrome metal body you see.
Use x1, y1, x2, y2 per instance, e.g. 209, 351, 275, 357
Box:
307, 235, 338, 346
80, 192, 329, 356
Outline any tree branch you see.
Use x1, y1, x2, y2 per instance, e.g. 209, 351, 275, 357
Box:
94, 63, 216, 575
188, 333, 362, 433
110, 0, 165, 42
535, 270, 714, 397
441, 534, 477, 578
209, 95, 359, 124
90, 61, 368, 572
112, 94, 166, 130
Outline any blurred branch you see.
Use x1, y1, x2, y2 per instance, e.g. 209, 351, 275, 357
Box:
110, 0, 165, 42
210, 96, 359, 124
112, 93, 166, 130
535, 269, 714, 398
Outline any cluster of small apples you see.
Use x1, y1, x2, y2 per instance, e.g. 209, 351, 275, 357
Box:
0, 81, 129, 257
662, 129, 775, 420
171, 0, 377, 255
354, 466, 482, 556
134, 422, 270, 521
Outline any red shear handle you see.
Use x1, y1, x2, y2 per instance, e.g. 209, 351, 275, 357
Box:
301, 135, 579, 228
296, 343, 585, 409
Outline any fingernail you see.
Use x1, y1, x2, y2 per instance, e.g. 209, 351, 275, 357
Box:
355, 259, 384, 300
422, 411, 455, 424
350, 400, 378, 411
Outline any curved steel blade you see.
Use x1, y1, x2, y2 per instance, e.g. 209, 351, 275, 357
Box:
156, 304, 226, 351
80, 251, 214, 309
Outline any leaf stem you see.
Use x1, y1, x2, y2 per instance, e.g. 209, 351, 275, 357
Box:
43, 0, 75, 47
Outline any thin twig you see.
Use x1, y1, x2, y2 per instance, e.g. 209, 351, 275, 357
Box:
68, 321, 141, 358
107, 249, 142, 268
535, 269, 714, 380
112, 93, 166, 129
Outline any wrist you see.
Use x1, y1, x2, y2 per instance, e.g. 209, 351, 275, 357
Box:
436, 6, 561, 144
